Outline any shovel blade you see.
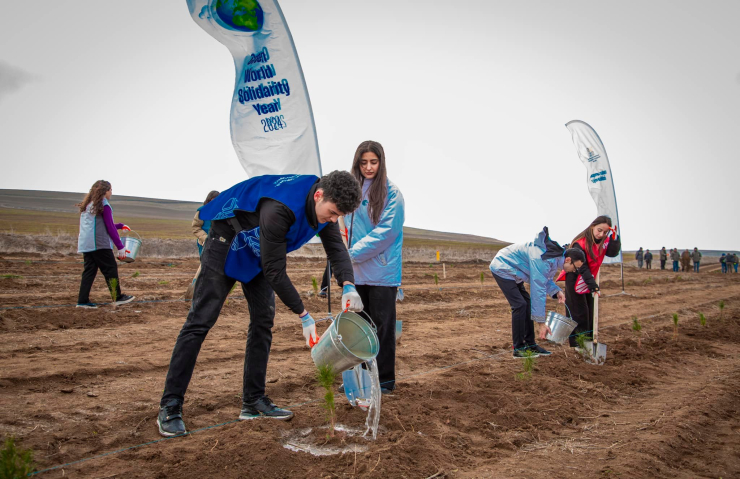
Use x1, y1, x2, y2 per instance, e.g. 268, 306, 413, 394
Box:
583, 340, 607, 365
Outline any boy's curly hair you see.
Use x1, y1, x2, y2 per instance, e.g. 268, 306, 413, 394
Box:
317, 171, 361, 214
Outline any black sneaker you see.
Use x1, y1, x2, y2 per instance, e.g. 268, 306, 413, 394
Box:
157, 400, 187, 437
76, 303, 98, 309
239, 396, 294, 421
318, 287, 327, 298
528, 344, 552, 356
513, 349, 539, 358
380, 387, 394, 395
113, 294, 135, 306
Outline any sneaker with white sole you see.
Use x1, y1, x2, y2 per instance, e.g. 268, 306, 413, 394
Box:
239, 396, 294, 421
157, 399, 187, 437
113, 294, 135, 306
76, 303, 98, 309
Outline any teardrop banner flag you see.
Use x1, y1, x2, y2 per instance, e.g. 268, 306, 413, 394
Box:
186, 0, 322, 177
565, 120, 622, 264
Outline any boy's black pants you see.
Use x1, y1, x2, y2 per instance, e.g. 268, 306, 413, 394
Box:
492, 273, 535, 351
78, 249, 121, 304
356, 285, 397, 391
564, 272, 594, 347
161, 226, 275, 406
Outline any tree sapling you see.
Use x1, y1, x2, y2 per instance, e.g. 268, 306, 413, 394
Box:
632, 317, 642, 347
480, 271, 485, 289
575, 332, 592, 360
516, 349, 537, 380
311, 276, 319, 296
699, 312, 706, 327
131, 271, 140, 278
672, 313, 679, 340
316, 364, 337, 437
0, 436, 35, 477
719, 300, 725, 321
107, 278, 119, 302
434, 273, 440, 291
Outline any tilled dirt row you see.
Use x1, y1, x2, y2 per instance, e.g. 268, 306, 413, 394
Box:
1, 254, 739, 477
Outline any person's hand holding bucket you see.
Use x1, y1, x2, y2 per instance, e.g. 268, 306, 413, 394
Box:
341, 284, 363, 312
117, 249, 130, 261
300, 311, 318, 348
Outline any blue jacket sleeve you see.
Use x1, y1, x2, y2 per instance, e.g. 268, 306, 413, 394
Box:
529, 254, 560, 322
349, 187, 405, 264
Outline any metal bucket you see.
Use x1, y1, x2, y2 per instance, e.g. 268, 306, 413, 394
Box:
311, 311, 379, 374
544, 305, 577, 344
119, 230, 142, 263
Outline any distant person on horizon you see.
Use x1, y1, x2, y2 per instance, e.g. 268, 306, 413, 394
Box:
681, 249, 691, 272
185, 190, 220, 300
670, 248, 680, 272
691, 247, 702, 273
157, 172, 363, 438
644, 249, 653, 269
490, 227, 586, 358
720, 253, 727, 274
659, 247, 668, 270
635, 247, 644, 269
344, 140, 405, 394
75, 180, 135, 309
557, 216, 621, 347
728, 253, 739, 274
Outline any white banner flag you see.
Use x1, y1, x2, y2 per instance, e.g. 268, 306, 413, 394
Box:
187, 0, 322, 177
565, 120, 622, 263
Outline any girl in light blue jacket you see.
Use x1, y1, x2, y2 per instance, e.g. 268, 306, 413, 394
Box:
346, 141, 405, 393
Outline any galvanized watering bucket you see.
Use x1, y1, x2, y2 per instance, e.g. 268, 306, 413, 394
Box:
544, 304, 578, 344
119, 229, 142, 263
311, 311, 379, 374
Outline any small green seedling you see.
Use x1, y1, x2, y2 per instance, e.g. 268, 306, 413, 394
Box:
632, 317, 642, 348
158, 280, 169, 285
311, 276, 319, 296
131, 271, 140, 278
24, 260, 32, 266
575, 332, 593, 360
0, 436, 35, 478
719, 300, 725, 321
699, 312, 706, 327
672, 313, 679, 340
1, 274, 22, 279
107, 278, 119, 302
316, 364, 337, 437
480, 271, 485, 289
434, 273, 440, 291
516, 349, 537, 380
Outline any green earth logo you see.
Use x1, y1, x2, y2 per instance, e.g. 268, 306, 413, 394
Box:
212, 0, 264, 32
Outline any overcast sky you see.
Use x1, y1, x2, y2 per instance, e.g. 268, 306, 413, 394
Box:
1, 1, 738, 250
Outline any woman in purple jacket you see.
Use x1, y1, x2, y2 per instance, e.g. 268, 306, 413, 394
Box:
76, 180, 135, 308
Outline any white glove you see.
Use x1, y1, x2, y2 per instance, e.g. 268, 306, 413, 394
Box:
117, 249, 129, 260
341, 284, 363, 312
301, 312, 318, 347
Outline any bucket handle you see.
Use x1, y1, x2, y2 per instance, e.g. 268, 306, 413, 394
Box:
332, 309, 377, 333
122, 228, 142, 242
556, 302, 573, 319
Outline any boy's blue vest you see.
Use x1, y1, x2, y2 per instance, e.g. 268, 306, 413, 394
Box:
198, 174, 326, 284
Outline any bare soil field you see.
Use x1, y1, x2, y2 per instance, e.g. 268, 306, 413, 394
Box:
1, 254, 740, 478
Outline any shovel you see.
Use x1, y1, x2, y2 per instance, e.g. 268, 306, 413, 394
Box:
584, 271, 607, 365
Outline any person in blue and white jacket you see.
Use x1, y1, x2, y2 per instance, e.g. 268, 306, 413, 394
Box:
345, 141, 405, 393
490, 227, 587, 358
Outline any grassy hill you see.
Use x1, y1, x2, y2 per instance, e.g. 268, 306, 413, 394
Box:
0, 189, 508, 251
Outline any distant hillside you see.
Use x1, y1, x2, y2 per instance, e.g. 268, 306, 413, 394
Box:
0, 189, 508, 248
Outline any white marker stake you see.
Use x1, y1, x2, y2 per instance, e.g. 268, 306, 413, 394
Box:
186, 0, 322, 178
592, 271, 600, 355
443, 263, 446, 279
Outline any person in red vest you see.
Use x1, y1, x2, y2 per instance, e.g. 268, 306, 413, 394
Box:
557, 215, 621, 347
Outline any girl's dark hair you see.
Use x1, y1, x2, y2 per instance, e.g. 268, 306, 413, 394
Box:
204, 190, 220, 205
570, 215, 613, 261
351, 140, 388, 225
77, 180, 111, 214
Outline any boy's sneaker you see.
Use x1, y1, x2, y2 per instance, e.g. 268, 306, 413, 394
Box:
528, 344, 552, 356
113, 294, 135, 306
157, 400, 187, 437
76, 303, 98, 309
318, 287, 327, 298
239, 396, 294, 421
513, 349, 539, 358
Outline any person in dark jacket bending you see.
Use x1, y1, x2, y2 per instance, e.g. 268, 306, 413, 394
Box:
157, 172, 362, 437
